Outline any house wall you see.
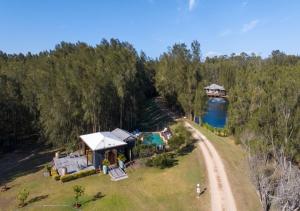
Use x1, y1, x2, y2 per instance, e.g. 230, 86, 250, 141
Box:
93, 150, 105, 169
126, 138, 136, 148
124, 137, 136, 161
91, 138, 136, 169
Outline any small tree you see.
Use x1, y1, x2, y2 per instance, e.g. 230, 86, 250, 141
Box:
73, 185, 85, 208
17, 188, 29, 207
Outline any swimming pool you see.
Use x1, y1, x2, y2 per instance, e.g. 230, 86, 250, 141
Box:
143, 133, 164, 146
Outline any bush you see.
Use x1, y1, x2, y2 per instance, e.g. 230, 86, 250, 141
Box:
51, 167, 61, 180
17, 188, 29, 207
145, 158, 154, 167
168, 134, 185, 150
117, 154, 126, 162
60, 169, 96, 183
146, 153, 177, 169
51, 168, 58, 177
169, 123, 193, 150
53, 175, 61, 181
102, 159, 110, 166
135, 144, 156, 158
44, 163, 52, 173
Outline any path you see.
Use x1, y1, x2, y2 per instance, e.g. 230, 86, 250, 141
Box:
185, 122, 237, 211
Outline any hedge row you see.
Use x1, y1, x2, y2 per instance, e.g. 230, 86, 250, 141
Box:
60, 169, 96, 183
53, 175, 60, 181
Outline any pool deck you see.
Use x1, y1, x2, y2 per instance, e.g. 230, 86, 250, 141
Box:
159, 132, 168, 145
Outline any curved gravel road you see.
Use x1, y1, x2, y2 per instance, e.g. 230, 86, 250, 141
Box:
185, 122, 237, 211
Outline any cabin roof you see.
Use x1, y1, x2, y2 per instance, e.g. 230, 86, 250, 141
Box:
80, 131, 127, 151
204, 83, 225, 91
111, 128, 134, 141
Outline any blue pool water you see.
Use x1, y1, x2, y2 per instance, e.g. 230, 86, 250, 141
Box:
202, 98, 228, 128
143, 133, 164, 146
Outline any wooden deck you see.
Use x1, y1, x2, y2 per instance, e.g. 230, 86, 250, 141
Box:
53, 155, 92, 175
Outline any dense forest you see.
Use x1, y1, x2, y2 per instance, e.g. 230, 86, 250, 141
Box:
0, 39, 156, 151
1, 39, 299, 210
156, 44, 299, 164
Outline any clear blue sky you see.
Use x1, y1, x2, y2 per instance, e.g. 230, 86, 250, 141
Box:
1, 0, 299, 58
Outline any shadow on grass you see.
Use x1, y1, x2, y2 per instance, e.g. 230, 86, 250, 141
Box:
0, 184, 13, 192
82, 192, 105, 206
200, 188, 207, 196
160, 158, 178, 169
0, 146, 55, 186
177, 144, 196, 156
27, 194, 49, 205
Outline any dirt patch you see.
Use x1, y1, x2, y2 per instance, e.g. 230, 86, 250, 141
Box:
0, 194, 15, 209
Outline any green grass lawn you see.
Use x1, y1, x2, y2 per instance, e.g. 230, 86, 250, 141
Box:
188, 120, 262, 211
0, 144, 209, 211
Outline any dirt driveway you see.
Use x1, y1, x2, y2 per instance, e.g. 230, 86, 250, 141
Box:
185, 122, 237, 211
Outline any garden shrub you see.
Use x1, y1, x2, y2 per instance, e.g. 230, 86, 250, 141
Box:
51, 168, 58, 178
53, 175, 61, 181
146, 153, 177, 169
51, 167, 62, 181
102, 159, 110, 166
145, 157, 154, 167
61, 169, 96, 183
117, 154, 126, 162
135, 144, 156, 158
169, 123, 193, 151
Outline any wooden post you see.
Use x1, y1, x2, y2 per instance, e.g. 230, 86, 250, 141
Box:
86, 151, 88, 166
